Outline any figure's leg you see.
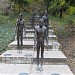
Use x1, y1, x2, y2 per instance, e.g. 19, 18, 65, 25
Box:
17, 32, 20, 49
39, 41, 44, 71
21, 31, 23, 46
36, 41, 40, 71
37, 41, 40, 66
41, 41, 44, 67
45, 25, 48, 50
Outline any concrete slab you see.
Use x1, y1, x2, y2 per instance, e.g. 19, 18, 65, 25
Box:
33, 51, 67, 64
26, 29, 54, 34
1, 50, 66, 59
8, 41, 60, 46
25, 34, 57, 38
8, 40, 34, 46
1, 50, 34, 57
0, 50, 34, 64
0, 63, 31, 75
31, 65, 74, 75
26, 34, 34, 38
48, 35, 57, 38
26, 29, 34, 32
26, 25, 52, 29
33, 51, 66, 59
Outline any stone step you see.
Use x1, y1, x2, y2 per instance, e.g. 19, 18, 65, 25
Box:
31, 65, 74, 75
25, 29, 54, 34
26, 25, 53, 29
0, 50, 66, 64
8, 40, 61, 49
24, 34, 57, 38
0, 64, 73, 75
21, 34, 55, 40
33, 51, 67, 64
21, 34, 57, 41
0, 63, 31, 75
0, 50, 34, 64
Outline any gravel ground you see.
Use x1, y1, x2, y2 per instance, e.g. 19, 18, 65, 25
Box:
58, 34, 75, 75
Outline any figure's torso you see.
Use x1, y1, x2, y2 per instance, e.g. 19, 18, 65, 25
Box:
35, 26, 46, 41
17, 19, 25, 32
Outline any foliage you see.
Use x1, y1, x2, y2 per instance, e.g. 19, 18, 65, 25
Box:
10, 0, 29, 13
43, 0, 52, 13
67, 6, 75, 15
65, 0, 75, 6
49, 0, 68, 18
49, 15, 75, 37
0, 15, 15, 52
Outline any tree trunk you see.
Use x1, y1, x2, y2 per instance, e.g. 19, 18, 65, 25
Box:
13, 4, 15, 11
60, 9, 63, 18
47, 6, 48, 14
19, 3, 21, 13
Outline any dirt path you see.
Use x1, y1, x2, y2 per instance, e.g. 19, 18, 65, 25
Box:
58, 35, 75, 74
50, 20, 75, 74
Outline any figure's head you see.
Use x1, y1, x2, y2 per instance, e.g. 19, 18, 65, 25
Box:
19, 13, 22, 20
39, 18, 44, 28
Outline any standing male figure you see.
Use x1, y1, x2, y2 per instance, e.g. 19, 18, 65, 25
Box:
35, 18, 47, 71
42, 13, 49, 48
42, 14, 49, 35
16, 13, 26, 49
31, 11, 36, 27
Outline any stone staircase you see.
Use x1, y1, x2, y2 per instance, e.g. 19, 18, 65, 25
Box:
0, 15, 74, 75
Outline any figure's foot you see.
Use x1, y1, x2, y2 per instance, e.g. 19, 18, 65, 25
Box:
39, 67, 43, 71
36, 66, 40, 71
39, 65, 43, 71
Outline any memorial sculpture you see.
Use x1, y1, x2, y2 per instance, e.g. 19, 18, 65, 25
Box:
31, 11, 36, 27
34, 18, 47, 71
16, 13, 26, 49
42, 13, 49, 50
42, 13, 49, 33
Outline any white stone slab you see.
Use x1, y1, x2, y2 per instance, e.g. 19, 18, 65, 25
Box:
49, 25, 52, 28
1, 50, 34, 57
26, 29, 54, 33
9, 40, 34, 46
0, 63, 31, 75
8, 41, 60, 46
26, 29, 34, 32
25, 34, 57, 38
49, 30, 54, 32
26, 34, 34, 38
33, 51, 67, 59
31, 65, 74, 75
48, 35, 57, 38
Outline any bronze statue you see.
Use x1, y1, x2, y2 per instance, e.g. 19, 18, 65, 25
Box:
16, 13, 26, 49
31, 11, 36, 27
42, 13, 49, 48
35, 18, 47, 71
42, 14, 49, 34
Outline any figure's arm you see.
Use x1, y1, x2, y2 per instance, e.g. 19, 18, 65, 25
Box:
34, 28, 37, 50
15, 20, 18, 36
23, 20, 26, 36
45, 28, 48, 50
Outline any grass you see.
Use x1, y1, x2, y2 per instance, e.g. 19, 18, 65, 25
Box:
49, 15, 75, 27
0, 15, 15, 52
0, 12, 31, 52
49, 15, 75, 37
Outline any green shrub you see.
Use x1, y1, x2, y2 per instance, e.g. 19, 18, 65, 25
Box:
67, 20, 75, 27
67, 6, 75, 15
0, 14, 15, 52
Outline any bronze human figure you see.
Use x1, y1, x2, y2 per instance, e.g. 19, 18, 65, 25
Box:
31, 11, 36, 27
35, 18, 47, 71
42, 13, 49, 49
42, 14, 49, 35
16, 13, 26, 49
